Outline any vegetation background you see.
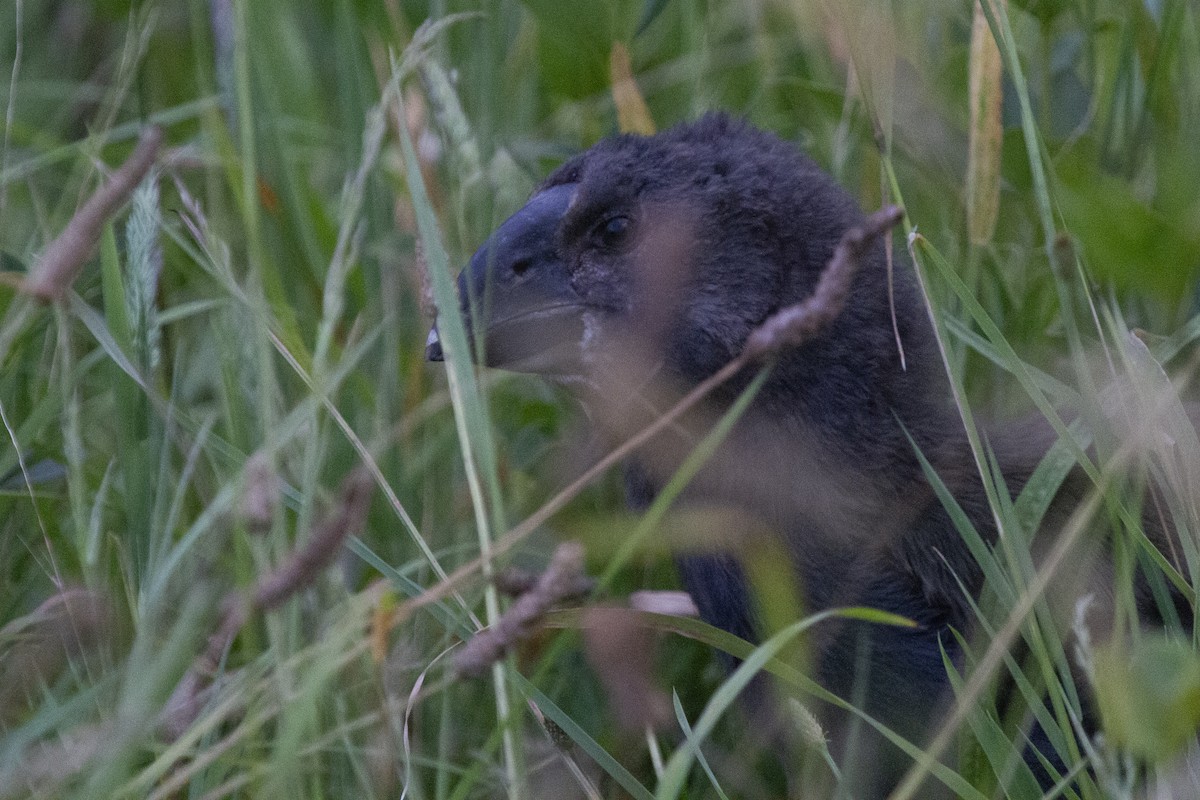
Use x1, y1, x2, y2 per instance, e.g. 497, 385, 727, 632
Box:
1, 0, 1199, 798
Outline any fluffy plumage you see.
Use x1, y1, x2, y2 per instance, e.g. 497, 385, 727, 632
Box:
427, 114, 1184, 795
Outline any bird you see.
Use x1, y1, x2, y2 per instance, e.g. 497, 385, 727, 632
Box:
424, 114, 1190, 797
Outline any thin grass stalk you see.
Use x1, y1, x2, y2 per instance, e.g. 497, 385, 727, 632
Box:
231, 0, 291, 356
141, 324, 381, 608
392, 38, 523, 798
887, 452, 1159, 799
294, 59, 394, 573
901, 225, 1098, 792
55, 302, 90, 563
976, 0, 1102, 414
0, 0, 20, 226
597, 366, 771, 588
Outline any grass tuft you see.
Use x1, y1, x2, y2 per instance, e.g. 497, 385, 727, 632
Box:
1, 2, 1198, 798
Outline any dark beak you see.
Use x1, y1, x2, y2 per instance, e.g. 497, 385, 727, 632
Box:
425, 327, 444, 362
424, 182, 585, 376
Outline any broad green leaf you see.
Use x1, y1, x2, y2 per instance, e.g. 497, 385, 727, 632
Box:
1095, 635, 1200, 762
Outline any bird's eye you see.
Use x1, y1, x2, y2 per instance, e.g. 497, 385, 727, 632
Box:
597, 215, 632, 248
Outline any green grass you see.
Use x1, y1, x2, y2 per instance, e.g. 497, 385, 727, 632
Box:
2, 0, 1200, 798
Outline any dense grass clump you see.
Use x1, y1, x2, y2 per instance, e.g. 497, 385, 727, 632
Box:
1, 1, 1199, 798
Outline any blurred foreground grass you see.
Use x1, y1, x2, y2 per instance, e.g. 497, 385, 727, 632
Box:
1, 1, 1200, 798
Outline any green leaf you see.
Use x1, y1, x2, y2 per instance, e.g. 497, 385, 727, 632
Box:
671, 690, 731, 800
1095, 635, 1200, 762
1057, 155, 1200, 302
521, 0, 629, 98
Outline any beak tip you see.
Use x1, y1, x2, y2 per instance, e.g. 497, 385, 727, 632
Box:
425, 327, 444, 362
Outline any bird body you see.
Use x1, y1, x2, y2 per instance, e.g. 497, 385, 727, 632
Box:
426, 114, 1189, 795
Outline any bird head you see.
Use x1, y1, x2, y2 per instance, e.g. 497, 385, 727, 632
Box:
427, 114, 918, 409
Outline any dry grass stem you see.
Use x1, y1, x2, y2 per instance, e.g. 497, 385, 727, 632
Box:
161, 466, 373, 739
493, 564, 595, 600
453, 542, 588, 679
252, 466, 373, 611
610, 42, 656, 135
965, 0, 1004, 246
0, 722, 116, 799
743, 204, 904, 359
22, 126, 164, 302
0, 588, 117, 724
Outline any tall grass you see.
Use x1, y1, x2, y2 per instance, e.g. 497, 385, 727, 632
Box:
1, 1, 1199, 798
